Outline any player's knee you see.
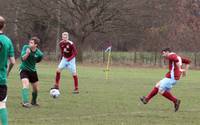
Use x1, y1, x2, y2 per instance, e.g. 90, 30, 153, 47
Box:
73, 72, 77, 76
56, 68, 62, 73
155, 84, 160, 88
32, 84, 39, 92
22, 78, 29, 87
158, 88, 165, 94
71, 71, 77, 76
0, 102, 6, 109
155, 82, 161, 88
33, 89, 38, 93
22, 82, 29, 88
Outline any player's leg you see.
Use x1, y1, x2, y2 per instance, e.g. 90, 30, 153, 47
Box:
31, 82, 39, 106
21, 78, 30, 107
140, 81, 160, 104
161, 90, 180, 112
30, 72, 39, 106
54, 68, 62, 89
159, 78, 177, 103
53, 57, 66, 89
20, 70, 31, 107
0, 103, 8, 125
159, 78, 180, 111
0, 85, 8, 125
72, 73, 79, 93
67, 58, 79, 94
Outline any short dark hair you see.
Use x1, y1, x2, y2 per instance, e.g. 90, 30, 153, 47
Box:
161, 48, 171, 52
31, 36, 40, 45
0, 16, 5, 30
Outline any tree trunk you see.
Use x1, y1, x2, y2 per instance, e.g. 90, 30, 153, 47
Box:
154, 51, 157, 65
76, 43, 83, 63
75, 36, 86, 63
134, 51, 137, 63
14, 0, 20, 58
56, 1, 61, 60
194, 52, 197, 67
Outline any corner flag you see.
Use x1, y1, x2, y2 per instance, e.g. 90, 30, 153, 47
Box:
105, 46, 112, 52
104, 45, 112, 80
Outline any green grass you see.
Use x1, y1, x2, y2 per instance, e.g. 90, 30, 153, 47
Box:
6, 61, 200, 125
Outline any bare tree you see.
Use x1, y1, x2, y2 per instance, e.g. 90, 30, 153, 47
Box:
2, 0, 200, 61
15, 0, 126, 62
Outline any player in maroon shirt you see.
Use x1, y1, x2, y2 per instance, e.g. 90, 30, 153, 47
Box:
52, 32, 79, 94
140, 48, 191, 112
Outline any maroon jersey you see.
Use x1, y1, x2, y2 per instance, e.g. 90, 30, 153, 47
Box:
59, 40, 77, 61
165, 53, 191, 80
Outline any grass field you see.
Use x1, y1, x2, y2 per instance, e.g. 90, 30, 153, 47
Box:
6, 61, 200, 125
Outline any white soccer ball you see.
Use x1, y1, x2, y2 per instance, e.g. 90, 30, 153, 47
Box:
50, 89, 60, 98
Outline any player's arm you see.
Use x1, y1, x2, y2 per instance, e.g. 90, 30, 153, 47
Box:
7, 57, 15, 76
7, 43, 15, 76
35, 49, 44, 63
182, 64, 190, 77
21, 46, 31, 61
67, 44, 78, 61
176, 61, 184, 72
181, 57, 191, 77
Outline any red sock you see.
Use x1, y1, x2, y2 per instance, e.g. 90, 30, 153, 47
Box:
55, 72, 61, 88
146, 87, 159, 102
73, 75, 78, 90
162, 91, 177, 103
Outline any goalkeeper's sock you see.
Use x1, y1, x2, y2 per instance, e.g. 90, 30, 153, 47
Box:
162, 91, 177, 103
73, 75, 78, 90
0, 108, 8, 125
55, 72, 61, 89
31, 91, 38, 104
146, 87, 158, 102
22, 88, 29, 103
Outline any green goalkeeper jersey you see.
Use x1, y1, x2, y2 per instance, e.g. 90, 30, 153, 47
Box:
0, 33, 15, 85
19, 45, 43, 72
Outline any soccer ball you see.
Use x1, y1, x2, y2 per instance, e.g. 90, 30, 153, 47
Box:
50, 89, 60, 98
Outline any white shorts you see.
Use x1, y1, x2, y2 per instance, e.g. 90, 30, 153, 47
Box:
159, 78, 177, 91
58, 57, 77, 75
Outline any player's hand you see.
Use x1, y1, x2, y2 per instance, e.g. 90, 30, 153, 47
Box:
182, 71, 186, 77
26, 48, 31, 55
181, 69, 186, 77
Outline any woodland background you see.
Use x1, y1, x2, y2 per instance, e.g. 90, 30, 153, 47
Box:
1, 0, 200, 66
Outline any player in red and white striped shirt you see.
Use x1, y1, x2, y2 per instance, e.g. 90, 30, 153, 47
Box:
52, 32, 79, 94
140, 48, 191, 112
